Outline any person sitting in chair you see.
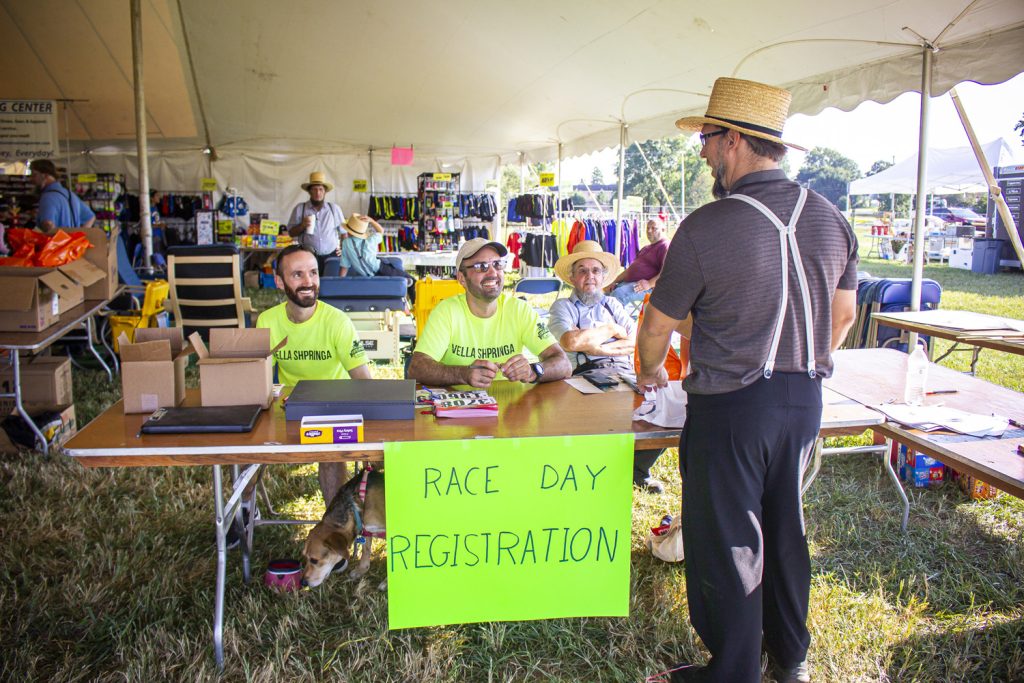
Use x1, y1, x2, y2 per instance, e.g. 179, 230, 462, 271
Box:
407, 238, 570, 389
604, 217, 670, 307
338, 214, 414, 299
548, 240, 667, 494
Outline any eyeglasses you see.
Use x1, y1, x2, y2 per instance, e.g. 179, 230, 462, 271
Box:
699, 130, 727, 146
462, 259, 506, 273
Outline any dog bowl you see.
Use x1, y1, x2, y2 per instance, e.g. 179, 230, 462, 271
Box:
264, 558, 302, 592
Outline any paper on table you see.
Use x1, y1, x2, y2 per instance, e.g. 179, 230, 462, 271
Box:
875, 403, 1008, 437
565, 377, 604, 394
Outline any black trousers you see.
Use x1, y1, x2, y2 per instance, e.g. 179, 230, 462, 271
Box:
634, 448, 662, 483
679, 372, 820, 682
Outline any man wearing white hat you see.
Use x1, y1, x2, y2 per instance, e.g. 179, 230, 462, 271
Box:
637, 77, 858, 683
287, 171, 346, 273
408, 237, 570, 389
548, 240, 666, 494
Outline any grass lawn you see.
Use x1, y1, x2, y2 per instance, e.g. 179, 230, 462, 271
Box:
1, 253, 1022, 682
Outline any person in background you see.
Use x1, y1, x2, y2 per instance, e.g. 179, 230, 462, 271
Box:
637, 77, 858, 682
547, 240, 666, 493
29, 159, 95, 232
604, 217, 669, 307
286, 171, 345, 273
407, 238, 570, 389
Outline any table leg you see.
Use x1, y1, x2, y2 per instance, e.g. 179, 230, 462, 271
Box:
801, 438, 824, 496
212, 465, 227, 671
84, 316, 114, 382
881, 438, 910, 532
6, 350, 48, 454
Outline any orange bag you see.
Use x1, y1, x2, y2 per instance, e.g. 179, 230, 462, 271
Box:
37, 230, 91, 267
634, 293, 690, 380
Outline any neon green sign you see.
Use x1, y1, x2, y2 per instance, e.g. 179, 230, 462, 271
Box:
385, 434, 633, 629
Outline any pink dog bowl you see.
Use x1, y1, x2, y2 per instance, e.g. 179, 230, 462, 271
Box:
264, 559, 302, 592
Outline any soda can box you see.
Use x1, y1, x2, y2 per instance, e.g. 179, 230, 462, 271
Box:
300, 414, 364, 444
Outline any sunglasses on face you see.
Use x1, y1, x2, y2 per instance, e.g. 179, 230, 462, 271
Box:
699, 129, 727, 146
462, 259, 507, 273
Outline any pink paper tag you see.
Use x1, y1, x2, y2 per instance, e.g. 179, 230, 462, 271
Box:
391, 146, 414, 166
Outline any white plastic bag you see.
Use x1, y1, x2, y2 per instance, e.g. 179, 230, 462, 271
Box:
632, 381, 687, 428
647, 515, 684, 563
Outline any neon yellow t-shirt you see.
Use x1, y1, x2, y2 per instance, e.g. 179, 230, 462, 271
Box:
416, 293, 556, 377
256, 301, 367, 386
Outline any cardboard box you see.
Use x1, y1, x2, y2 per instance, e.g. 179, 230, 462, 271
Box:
0, 402, 77, 453
0, 268, 66, 331
79, 226, 120, 300
119, 327, 193, 414
0, 355, 73, 412
189, 328, 284, 409
300, 415, 364, 444
0, 259, 105, 316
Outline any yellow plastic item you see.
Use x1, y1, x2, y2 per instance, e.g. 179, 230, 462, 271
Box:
110, 280, 170, 353
412, 277, 464, 338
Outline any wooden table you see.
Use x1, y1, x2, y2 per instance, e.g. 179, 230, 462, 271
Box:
64, 379, 882, 670
872, 309, 1024, 373
826, 349, 1024, 501
0, 298, 116, 453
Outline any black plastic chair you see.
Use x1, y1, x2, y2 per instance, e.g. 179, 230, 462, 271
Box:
167, 244, 252, 342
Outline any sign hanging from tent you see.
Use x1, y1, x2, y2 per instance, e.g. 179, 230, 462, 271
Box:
539, 172, 556, 187
201, 177, 218, 192
353, 179, 368, 192
0, 99, 58, 162
391, 146, 414, 166
385, 434, 633, 630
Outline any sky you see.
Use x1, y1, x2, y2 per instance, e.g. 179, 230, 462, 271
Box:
562, 72, 1024, 183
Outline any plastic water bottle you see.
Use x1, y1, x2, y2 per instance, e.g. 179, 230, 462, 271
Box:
903, 342, 929, 405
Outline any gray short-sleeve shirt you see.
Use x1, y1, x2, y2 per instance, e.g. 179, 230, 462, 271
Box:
650, 169, 858, 395
548, 293, 636, 371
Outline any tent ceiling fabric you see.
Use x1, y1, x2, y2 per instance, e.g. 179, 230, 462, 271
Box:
2, 0, 1023, 162
848, 136, 1024, 195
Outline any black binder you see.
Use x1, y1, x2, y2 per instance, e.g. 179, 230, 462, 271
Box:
285, 379, 416, 421
140, 404, 263, 434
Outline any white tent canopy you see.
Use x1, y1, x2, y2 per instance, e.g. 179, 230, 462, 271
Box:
849, 137, 1024, 195
2, 0, 1023, 164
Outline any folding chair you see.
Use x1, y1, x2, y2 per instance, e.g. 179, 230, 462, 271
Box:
167, 245, 252, 342
513, 277, 564, 320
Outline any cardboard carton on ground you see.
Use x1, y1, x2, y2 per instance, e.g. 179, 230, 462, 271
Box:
0, 355, 73, 412
0, 268, 68, 332
119, 328, 194, 414
189, 328, 285, 409
0, 402, 76, 453
78, 226, 120, 300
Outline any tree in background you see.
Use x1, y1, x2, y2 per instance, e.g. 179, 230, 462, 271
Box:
622, 136, 713, 216
867, 160, 893, 177
796, 147, 861, 209
591, 166, 604, 185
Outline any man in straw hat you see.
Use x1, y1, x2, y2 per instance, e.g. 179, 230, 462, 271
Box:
338, 213, 415, 295
408, 237, 570, 388
637, 77, 858, 682
548, 240, 666, 493
287, 171, 346, 273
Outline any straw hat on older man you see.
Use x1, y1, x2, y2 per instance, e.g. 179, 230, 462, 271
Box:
553, 240, 621, 287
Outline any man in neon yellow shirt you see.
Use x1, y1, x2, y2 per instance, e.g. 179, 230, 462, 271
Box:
257, 244, 372, 502
408, 238, 570, 388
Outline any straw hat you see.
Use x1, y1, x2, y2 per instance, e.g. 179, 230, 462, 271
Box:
301, 171, 334, 192
675, 77, 806, 151
554, 240, 620, 286
344, 214, 369, 238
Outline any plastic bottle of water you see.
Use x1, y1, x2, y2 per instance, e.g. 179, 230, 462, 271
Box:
903, 342, 929, 405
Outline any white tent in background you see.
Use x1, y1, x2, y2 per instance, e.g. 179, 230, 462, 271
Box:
849, 137, 1024, 196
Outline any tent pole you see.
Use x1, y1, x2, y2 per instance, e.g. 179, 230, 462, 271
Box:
680, 149, 685, 218
131, 0, 152, 272
907, 46, 933, 352
950, 88, 1024, 265
615, 123, 626, 261
368, 145, 374, 213
557, 142, 563, 226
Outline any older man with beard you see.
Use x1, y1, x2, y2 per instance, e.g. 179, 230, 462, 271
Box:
408, 238, 570, 389
286, 171, 346, 274
256, 244, 372, 503
547, 240, 666, 493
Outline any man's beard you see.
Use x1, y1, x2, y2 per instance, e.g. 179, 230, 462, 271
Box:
283, 280, 318, 308
711, 161, 729, 199
576, 289, 604, 306
310, 199, 324, 209
465, 275, 502, 303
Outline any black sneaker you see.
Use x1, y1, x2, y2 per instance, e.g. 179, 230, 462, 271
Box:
634, 476, 666, 495
773, 660, 811, 683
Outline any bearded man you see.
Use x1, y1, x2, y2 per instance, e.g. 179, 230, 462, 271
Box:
407, 238, 570, 389
286, 171, 346, 274
256, 244, 371, 503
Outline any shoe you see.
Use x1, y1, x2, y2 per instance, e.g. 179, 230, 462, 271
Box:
634, 476, 665, 495
773, 660, 810, 683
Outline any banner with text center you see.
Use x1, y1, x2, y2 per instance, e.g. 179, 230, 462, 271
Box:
385, 434, 634, 629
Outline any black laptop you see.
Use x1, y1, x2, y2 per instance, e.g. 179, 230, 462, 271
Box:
140, 404, 263, 434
